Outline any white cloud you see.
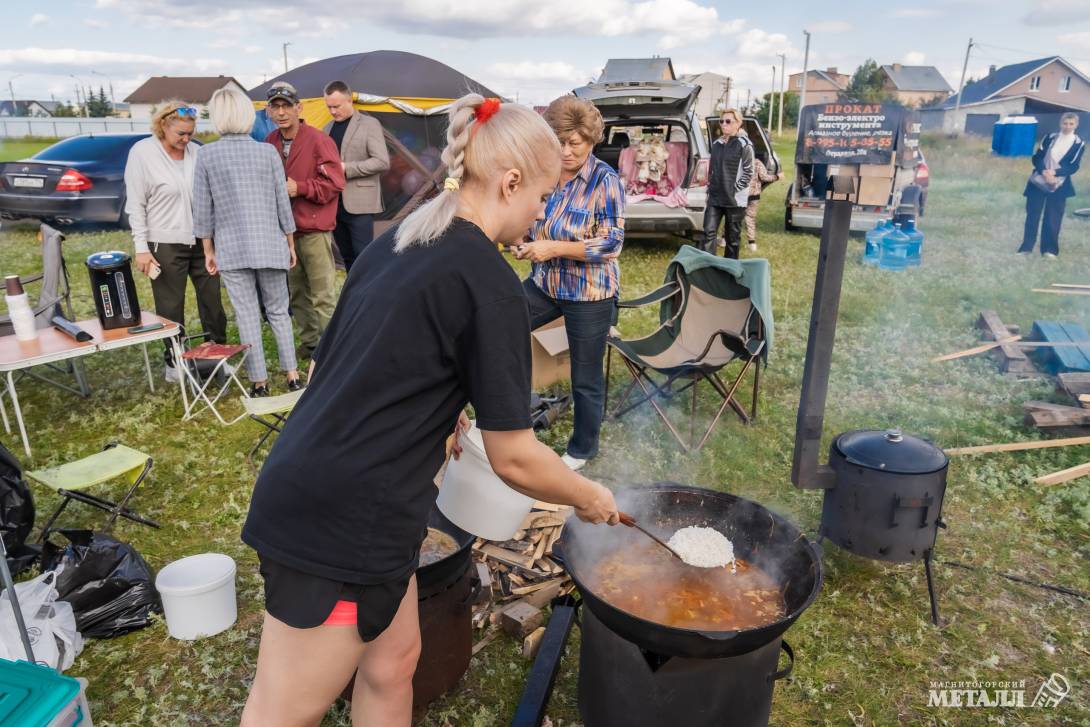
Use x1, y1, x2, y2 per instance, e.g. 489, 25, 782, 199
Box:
95, 0, 121, 6
735, 29, 795, 60
1058, 31, 1090, 47
808, 21, 852, 33
904, 51, 927, 65
890, 8, 943, 18
0, 48, 228, 79
1023, 0, 1088, 26
29, 13, 49, 27
84, 19, 109, 29
480, 61, 592, 105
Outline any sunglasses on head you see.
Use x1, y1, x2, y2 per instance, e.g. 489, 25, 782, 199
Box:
171, 106, 198, 118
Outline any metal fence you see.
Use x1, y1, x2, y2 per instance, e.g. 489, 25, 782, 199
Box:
0, 117, 215, 139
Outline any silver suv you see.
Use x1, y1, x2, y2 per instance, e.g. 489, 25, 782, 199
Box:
574, 78, 780, 243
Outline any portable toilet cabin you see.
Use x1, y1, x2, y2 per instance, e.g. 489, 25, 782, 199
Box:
991, 117, 1009, 154
1000, 116, 1038, 156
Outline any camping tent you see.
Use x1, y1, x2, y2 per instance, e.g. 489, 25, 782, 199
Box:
250, 50, 501, 232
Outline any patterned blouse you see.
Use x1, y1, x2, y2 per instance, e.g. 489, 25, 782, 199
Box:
529, 154, 625, 302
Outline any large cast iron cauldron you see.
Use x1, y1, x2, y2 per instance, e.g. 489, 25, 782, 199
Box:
822, 428, 948, 562
558, 483, 823, 659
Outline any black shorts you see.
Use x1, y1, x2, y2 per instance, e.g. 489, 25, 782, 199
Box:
257, 555, 413, 642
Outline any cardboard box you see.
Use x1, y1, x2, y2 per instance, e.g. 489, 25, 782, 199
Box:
856, 176, 893, 207
531, 318, 570, 389
828, 163, 859, 177
859, 159, 896, 178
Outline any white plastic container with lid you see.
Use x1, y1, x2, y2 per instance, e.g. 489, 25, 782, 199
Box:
155, 553, 237, 640
4, 275, 39, 341
437, 421, 535, 541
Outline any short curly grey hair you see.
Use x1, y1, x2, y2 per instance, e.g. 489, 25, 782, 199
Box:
542, 95, 605, 145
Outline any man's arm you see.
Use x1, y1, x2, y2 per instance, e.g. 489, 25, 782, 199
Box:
298, 135, 346, 204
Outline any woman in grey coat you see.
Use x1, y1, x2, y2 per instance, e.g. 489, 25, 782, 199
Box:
193, 87, 301, 396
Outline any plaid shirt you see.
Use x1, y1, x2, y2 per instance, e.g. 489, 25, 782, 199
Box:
192, 134, 296, 272
529, 154, 625, 301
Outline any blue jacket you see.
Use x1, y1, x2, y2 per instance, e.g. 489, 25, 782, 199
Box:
1025, 132, 1084, 198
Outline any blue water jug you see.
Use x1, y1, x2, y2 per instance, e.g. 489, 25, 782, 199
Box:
879, 223, 910, 271
863, 219, 888, 266
903, 219, 924, 267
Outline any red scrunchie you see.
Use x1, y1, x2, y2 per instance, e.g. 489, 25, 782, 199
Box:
475, 97, 501, 124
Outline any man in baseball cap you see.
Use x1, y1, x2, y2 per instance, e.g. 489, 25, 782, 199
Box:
265, 80, 345, 361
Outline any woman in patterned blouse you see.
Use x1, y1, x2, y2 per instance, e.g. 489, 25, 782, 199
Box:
513, 95, 625, 471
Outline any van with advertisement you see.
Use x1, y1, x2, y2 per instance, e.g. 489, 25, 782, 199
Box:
785, 102, 929, 232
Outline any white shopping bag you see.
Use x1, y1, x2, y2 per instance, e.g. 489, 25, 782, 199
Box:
0, 569, 84, 671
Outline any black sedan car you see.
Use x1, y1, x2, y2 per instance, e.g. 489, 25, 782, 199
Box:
0, 133, 152, 227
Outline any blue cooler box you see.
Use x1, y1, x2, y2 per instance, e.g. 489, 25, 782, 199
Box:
0, 659, 92, 727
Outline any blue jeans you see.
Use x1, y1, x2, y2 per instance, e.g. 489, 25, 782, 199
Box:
523, 279, 616, 460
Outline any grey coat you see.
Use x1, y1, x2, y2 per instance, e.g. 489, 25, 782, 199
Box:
192, 134, 296, 272
323, 112, 390, 215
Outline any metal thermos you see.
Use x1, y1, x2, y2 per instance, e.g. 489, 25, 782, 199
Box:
86, 251, 140, 330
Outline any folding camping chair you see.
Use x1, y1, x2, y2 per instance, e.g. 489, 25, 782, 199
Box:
605, 246, 773, 452
179, 341, 250, 425
242, 388, 304, 472
0, 223, 89, 399
26, 442, 158, 541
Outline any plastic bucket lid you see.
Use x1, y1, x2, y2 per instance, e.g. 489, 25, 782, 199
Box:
155, 553, 236, 597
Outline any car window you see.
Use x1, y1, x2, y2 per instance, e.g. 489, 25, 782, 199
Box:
33, 135, 147, 162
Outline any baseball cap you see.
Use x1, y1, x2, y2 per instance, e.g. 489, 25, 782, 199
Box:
266, 82, 299, 104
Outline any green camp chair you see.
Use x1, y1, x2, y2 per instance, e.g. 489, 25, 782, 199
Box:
242, 389, 305, 472
26, 443, 158, 541
605, 246, 773, 451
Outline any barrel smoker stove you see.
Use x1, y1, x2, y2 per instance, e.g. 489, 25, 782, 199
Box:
791, 176, 949, 626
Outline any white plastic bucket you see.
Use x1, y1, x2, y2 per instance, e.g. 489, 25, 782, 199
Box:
155, 553, 237, 640
437, 421, 534, 541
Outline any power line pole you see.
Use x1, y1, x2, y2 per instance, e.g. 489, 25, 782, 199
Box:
799, 30, 812, 113
724, 76, 732, 110
953, 37, 974, 133
777, 52, 787, 136
745, 88, 751, 112
282, 42, 292, 74
7, 77, 19, 118
769, 65, 777, 132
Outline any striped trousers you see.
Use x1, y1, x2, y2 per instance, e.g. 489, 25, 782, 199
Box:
219, 268, 297, 383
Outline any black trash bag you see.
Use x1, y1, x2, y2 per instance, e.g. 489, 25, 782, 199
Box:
0, 440, 39, 575
42, 530, 162, 638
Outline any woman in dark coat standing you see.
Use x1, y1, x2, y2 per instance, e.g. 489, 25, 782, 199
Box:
1019, 112, 1084, 258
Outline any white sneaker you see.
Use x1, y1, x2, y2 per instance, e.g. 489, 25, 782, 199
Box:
748, 241, 757, 252
1017, 251, 1031, 257
164, 362, 180, 383
1043, 252, 1057, 259
560, 453, 587, 471
716, 237, 726, 250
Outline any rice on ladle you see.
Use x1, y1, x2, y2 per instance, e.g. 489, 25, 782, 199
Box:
667, 526, 736, 569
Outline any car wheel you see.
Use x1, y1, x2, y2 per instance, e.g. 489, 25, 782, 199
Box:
117, 201, 130, 230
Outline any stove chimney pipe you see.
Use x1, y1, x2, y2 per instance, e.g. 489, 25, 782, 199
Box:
791, 175, 855, 490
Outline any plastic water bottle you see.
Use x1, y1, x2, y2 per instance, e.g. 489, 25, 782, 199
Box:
863, 219, 888, 266
4, 275, 38, 341
879, 223, 910, 272
903, 219, 924, 268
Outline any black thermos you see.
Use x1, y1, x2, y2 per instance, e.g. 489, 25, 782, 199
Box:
86, 251, 140, 329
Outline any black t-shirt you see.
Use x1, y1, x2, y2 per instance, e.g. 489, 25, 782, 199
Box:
329, 117, 350, 151
242, 218, 532, 584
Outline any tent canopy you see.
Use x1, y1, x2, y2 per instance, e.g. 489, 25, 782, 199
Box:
249, 50, 499, 105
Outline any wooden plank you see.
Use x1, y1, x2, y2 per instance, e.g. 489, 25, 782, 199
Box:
932, 336, 1020, 362
522, 626, 547, 659
472, 626, 502, 656
501, 601, 544, 638
1033, 288, 1090, 296
1030, 321, 1090, 374
1058, 373, 1090, 398
1051, 283, 1090, 290
945, 435, 1090, 455
1024, 401, 1090, 428
1035, 461, 1090, 486
976, 311, 1035, 372
522, 578, 570, 609
477, 544, 546, 574
1060, 322, 1090, 371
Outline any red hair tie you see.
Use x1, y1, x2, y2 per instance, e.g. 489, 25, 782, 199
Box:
475, 97, 501, 124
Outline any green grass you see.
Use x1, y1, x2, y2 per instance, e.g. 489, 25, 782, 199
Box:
0, 138, 54, 162
1, 133, 1088, 726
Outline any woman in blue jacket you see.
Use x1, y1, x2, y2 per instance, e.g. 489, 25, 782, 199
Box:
1019, 113, 1084, 258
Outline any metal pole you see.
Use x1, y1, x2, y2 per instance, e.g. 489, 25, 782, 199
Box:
769, 65, 777, 132
777, 53, 787, 136
796, 30, 812, 205
7, 82, 16, 117
0, 535, 37, 662
282, 42, 292, 73
953, 38, 974, 133
791, 176, 855, 491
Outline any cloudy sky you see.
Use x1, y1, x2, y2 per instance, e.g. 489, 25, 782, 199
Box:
3, 0, 1089, 107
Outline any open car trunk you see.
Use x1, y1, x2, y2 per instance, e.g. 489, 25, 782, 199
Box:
597, 120, 696, 190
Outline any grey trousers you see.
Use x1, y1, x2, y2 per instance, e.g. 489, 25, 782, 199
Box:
219, 268, 297, 382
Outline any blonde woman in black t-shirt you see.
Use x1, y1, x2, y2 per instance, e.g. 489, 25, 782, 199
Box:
240, 94, 620, 727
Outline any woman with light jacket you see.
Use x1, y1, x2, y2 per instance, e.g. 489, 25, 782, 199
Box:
124, 100, 227, 380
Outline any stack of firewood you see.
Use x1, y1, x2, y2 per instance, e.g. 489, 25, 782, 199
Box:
469, 502, 575, 659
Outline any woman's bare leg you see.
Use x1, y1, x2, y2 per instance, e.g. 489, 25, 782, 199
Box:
240, 614, 364, 727
351, 576, 421, 727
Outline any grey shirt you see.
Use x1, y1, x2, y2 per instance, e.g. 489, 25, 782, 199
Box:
192, 134, 296, 271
